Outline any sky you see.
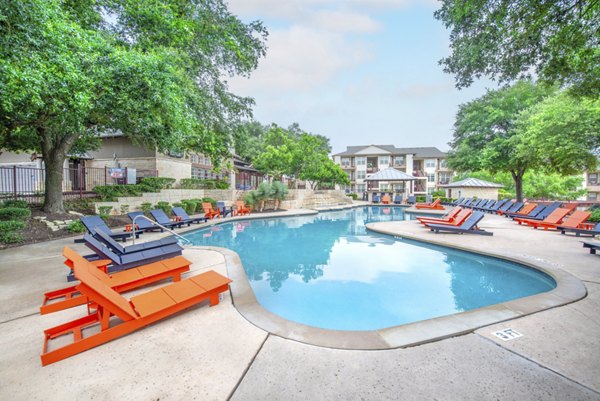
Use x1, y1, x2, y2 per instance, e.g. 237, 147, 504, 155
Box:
226, 0, 497, 155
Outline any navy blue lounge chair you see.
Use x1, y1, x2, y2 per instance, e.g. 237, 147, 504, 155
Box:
94, 229, 178, 254
216, 202, 234, 218
407, 195, 416, 205
372, 194, 381, 203
172, 207, 208, 224
128, 212, 162, 232
473, 199, 494, 211
560, 222, 600, 237
452, 197, 465, 206
70, 233, 183, 280
496, 201, 514, 215
500, 202, 523, 216
393, 195, 403, 204
77, 215, 139, 243
150, 209, 186, 229
581, 240, 600, 255
483, 199, 509, 213
428, 211, 493, 236
511, 202, 561, 221
506, 204, 546, 219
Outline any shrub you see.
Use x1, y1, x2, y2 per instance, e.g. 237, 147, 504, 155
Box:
346, 193, 358, 200
67, 220, 86, 233
172, 202, 183, 208
98, 206, 113, 215
154, 201, 171, 215
415, 195, 426, 203
179, 178, 230, 190
140, 202, 153, 215
201, 197, 217, 208
120, 204, 130, 214
0, 231, 22, 244
0, 220, 26, 232
180, 199, 198, 214
244, 191, 256, 207
431, 190, 446, 197
587, 209, 600, 222
140, 177, 176, 191
0, 207, 31, 221
2, 199, 28, 209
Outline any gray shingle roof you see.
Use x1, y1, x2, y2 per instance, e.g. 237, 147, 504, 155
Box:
442, 178, 503, 188
333, 145, 446, 158
364, 167, 417, 181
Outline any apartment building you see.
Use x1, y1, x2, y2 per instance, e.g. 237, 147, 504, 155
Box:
583, 170, 600, 201
332, 145, 452, 195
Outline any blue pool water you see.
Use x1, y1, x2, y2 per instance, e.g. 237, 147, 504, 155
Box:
183, 207, 556, 331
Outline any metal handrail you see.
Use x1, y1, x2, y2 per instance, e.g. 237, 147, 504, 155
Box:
131, 214, 192, 245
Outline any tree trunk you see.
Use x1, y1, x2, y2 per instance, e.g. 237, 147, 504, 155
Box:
511, 170, 524, 202
42, 150, 67, 213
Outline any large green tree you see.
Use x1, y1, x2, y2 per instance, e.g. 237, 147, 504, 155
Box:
0, 0, 266, 212
435, 0, 600, 97
449, 81, 599, 201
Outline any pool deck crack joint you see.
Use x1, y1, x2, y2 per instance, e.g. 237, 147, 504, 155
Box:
226, 333, 270, 401
476, 333, 600, 396
0, 311, 39, 326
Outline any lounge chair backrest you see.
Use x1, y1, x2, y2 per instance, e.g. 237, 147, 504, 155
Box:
203, 202, 214, 212
560, 211, 591, 228
538, 203, 561, 219
431, 198, 441, 207
128, 212, 154, 229
527, 205, 547, 217
507, 202, 524, 213
172, 207, 190, 219
498, 201, 513, 212
80, 215, 111, 236
426, 195, 432, 203
453, 209, 472, 224
446, 207, 461, 219
83, 233, 121, 264
542, 208, 570, 224
393, 195, 402, 202
71, 253, 138, 321
461, 211, 485, 230
63, 247, 111, 285
150, 209, 171, 224
94, 229, 126, 254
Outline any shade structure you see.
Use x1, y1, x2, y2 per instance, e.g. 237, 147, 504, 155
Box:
364, 167, 417, 181
441, 177, 503, 188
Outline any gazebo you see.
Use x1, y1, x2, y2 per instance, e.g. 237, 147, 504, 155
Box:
364, 167, 418, 201
441, 178, 503, 200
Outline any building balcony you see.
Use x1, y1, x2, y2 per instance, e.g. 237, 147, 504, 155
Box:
438, 179, 451, 185
366, 167, 378, 174
340, 164, 355, 170
412, 170, 427, 178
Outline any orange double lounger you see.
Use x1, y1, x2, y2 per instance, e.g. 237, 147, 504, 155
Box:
422, 209, 472, 227
417, 207, 461, 225
40, 248, 192, 315
415, 198, 444, 210
524, 210, 590, 231
41, 247, 232, 366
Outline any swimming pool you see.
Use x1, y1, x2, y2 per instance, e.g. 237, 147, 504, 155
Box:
183, 207, 556, 331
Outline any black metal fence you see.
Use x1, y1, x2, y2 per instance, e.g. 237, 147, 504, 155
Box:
0, 166, 157, 203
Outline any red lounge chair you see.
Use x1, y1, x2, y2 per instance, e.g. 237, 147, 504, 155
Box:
41, 248, 192, 315
235, 201, 251, 216
526, 210, 591, 231
41, 248, 232, 366
381, 195, 391, 204
203, 202, 220, 220
417, 207, 461, 225
515, 208, 570, 227
415, 198, 444, 210
423, 209, 472, 227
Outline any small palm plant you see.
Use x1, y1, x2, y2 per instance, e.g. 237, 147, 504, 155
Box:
254, 181, 272, 211
271, 181, 288, 210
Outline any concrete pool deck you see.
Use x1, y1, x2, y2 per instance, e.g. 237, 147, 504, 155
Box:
0, 207, 598, 400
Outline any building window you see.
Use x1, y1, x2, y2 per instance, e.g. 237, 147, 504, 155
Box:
439, 159, 448, 168
356, 157, 366, 166
356, 170, 366, 179
439, 173, 451, 185
427, 173, 435, 183
341, 157, 352, 167
379, 156, 389, 165
425, 159, 436, 168
589, 173, 598, 185
394, 156, 405, 166
357, 184, 366, 193
427, 187, 435, 194
588, 192, 598, 201
380, 183, 389, 191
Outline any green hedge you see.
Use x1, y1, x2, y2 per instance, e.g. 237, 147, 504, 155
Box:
0, 207, 31, 221
94, 177, 176, 201
0, 231, 22, 244
346, 193, 358, 200
2, 199, 28, 208
0, 220, 26, 232
588, 209, 600, 222
179, 178, 229, 189
67, 220, 86, 233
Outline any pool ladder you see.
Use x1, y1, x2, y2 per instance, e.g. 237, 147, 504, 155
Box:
131, 214, 192, 246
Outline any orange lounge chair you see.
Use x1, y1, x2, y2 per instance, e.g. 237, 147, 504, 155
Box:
41, 248, 232, 366
525, 210, 590, 231
381, 195, 391, 204
40, 248, 191, 315
423, 209, 472, 227
235, 201, 251, 216
505, 203, 537, 218
203, 202, 220, 220
415, 198, 444, 210
515, 208, 570, 227
417, 207, 461, 225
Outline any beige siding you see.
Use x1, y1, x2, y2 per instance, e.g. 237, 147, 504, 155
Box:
447, 187, 499, 200
88, 137, 156, 159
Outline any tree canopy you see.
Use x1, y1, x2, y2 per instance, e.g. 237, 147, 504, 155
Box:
0, 0, 267, 211
448, 80, 599, 201
435, 0, 600, 97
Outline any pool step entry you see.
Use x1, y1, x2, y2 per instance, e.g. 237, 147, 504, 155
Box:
301, 191, 353, 209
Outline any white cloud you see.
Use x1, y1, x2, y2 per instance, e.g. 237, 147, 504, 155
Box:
230, 25, 373, 92
310, 10, 381, 33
